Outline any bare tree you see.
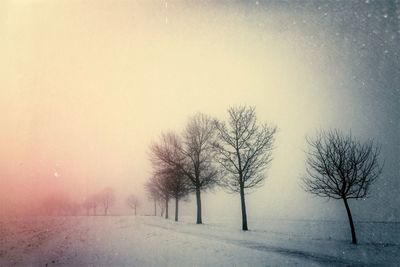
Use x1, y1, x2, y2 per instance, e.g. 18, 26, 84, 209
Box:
145, 181, 160, 216
170, 171, 190, 222
303, 129, 382, 244
213, 106, 277, 231
150, 131, 192, 222
126, 194, 139, 216
162, 166, 190, 222
150, 132, 184, 220
41, 192, 77, 216
147, 174, 171, 219
181, 113, 219, 224
159, 201, 165, 217
151, 114, 218, 224
98, 187, 115, 216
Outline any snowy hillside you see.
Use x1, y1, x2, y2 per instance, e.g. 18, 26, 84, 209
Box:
1, 216, 398, 266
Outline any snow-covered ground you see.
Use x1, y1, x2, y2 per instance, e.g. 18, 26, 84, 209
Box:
1, 215, 398, 266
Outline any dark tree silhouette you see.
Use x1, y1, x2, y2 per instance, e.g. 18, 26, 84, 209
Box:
147, 174, 171, 219
126, 194, 139, 216
149, 132, 183, 219
303, 129, 382, 244
150, 132, 190, 221
160, 166, 190, 222
213, 106, 277, 231
150, 121, 218, 224
181, 113, 219, 224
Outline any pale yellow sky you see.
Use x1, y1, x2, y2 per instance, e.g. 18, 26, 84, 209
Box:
0, 0, 353, 217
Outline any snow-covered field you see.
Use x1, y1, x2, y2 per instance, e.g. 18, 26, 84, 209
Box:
1, 215, 398, 266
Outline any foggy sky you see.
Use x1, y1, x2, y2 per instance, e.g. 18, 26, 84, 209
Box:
0, 0, 399, 222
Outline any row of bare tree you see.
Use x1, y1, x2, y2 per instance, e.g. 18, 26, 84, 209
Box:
41, 187, 141, 217
41, 193, 81, 216
82, 187, 116, 216
40, 188, 115, 216
146, 106, 277, 230
146, 105, 383, 245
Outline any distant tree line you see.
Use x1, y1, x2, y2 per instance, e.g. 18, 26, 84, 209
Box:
40, 187, 143, 218
41, 187, 116, 216
82, 187, 116, 216
41, 193, 80, 216
145, 105, 383, 245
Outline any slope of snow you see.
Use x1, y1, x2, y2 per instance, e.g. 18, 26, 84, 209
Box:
0, 216, 398, 266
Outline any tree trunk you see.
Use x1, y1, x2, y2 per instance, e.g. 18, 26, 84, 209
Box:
175, 196, 179, 222
165, 198, 169, 219
240, 183, 248, 231
134, 206, 137, 216
343, 197, 357, 244
154, 200, 157, 216
104, 207, 108, 216
195, 187, 202, 224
